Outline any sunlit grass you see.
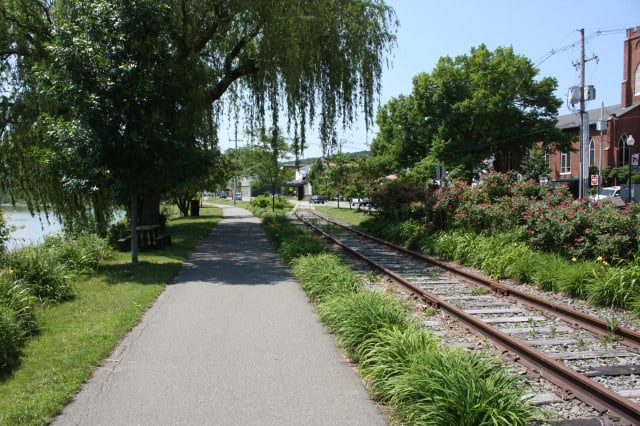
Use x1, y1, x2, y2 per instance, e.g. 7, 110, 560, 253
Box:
314, 205, 372, 227
0, 206, 221, 425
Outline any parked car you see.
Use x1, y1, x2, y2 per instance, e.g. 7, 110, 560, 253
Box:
310, 195, 325, 204
591, 186, 620, 201
235, 192, 242, 200
351, 197, 370, 208
219, 192, 227, 199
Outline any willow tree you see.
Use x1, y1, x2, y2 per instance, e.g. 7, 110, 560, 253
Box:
1, 0, 396, 262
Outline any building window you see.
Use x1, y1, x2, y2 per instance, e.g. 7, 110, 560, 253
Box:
560, 151, 570, 174
589, 138, 595, 167
636, 62, 640, 96
619, 134, 631, 166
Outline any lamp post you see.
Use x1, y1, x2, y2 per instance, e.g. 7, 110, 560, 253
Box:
627, 134, 636, 203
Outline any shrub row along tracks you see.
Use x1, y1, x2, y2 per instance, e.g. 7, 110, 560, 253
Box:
294, 208, 640, 425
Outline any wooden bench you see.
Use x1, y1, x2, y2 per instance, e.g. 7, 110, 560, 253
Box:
116, 225, 171, 251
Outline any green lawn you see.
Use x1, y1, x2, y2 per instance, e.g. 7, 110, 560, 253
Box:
315, 205, 373, 227
204, 198, 251, 209
0, 206, 221, 425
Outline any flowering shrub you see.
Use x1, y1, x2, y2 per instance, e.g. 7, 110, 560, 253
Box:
370, 178, 432, 220
429, 180, 468, 230
373, 172, 639, 261
520, 201, 640, 260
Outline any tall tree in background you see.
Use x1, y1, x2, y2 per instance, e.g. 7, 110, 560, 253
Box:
242, 129, 292, 207
414, 44, 563, 180
370, 94, 430, 169
1, 0, 397, 262
371, 44, 564, 181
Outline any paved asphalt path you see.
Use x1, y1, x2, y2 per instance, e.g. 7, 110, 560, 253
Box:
53, 205, 386, 425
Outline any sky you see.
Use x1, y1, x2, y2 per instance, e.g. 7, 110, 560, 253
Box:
218, 0, 640, 159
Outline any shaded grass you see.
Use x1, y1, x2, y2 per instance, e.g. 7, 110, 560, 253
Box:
0, 206, 221, 425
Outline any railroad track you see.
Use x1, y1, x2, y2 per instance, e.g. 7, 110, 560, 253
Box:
294, 207, 640, 425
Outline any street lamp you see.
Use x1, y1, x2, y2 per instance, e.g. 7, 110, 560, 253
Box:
627, 134, 636, 203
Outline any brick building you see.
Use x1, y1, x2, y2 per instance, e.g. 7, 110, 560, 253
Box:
546, 27, 640, 190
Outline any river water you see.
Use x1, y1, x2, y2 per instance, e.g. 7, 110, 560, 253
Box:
1, 205, 63, 251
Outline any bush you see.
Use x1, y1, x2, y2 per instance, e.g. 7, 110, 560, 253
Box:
250, 194, 291, 212
555, 260, 595, 299
0, 304, 25, 369
107, 218, 130, 249
521, 200, 640, 261
370, 178, 433, 220
530, 253, 567, 291
0, 272, 36, 336
386, 347, 539, 425
6, 247, 74, 302
431, 231, 477, 264
42, 233, 112, 274
261, 213, 326, 263
318, 290, 408, 362
359, 324, 439, 403
588, 262, 640, 308
0, 209, 12, 255
292, 254, 362, 302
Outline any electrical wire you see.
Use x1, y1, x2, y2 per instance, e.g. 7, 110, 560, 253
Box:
534, 27, 635, 68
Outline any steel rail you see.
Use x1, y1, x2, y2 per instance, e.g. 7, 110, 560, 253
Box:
296, 210, 640, 424
308, 210, 640, 352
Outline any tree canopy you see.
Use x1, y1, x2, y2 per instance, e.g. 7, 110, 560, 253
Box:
1, 0, 397, 261
371, 44, 564, 180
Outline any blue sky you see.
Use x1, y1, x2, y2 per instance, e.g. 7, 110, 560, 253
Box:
220, 0, 640, 159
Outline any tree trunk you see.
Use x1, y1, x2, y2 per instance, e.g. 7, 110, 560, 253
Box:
139, 193, 162, 226
130, 195, 139, 264
175, 195, 190, 217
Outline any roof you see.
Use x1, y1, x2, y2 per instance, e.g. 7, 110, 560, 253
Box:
556, 103, 640, 130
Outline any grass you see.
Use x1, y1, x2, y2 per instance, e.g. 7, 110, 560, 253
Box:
317, 206, 640, 316
264, 212, 542, 424
0, 206, 221, 425
292, 254, 362, 302
315, 205, 372, 227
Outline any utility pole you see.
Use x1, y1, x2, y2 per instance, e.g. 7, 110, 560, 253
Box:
597, 102, 605, 197
574, 29, 598, 199
231, 124, 243, 206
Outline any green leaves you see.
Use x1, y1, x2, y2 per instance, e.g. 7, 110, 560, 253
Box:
374, 44, 562, 180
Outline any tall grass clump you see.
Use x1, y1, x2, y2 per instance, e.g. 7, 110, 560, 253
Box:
249, 195, 292, 217
0, 273, 36, 336
588, 262, 640, 308
292, 254, 361, 302
530, 253, 568, 291
555, 260, 596, 299
41, 233, 112, 274
503, 242, 540, 284
359, 324, 439, 403
386, 347, 539, 425
0, 304, 25, 369
3, 233, 112, 303
467, 232, 518, 279
5, 247, 73, 302
318, 290, 408, 362
261, 213, 325, 263
431, 231, 476, 264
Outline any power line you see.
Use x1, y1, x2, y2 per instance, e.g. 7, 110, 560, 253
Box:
534, 27, 633, 67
